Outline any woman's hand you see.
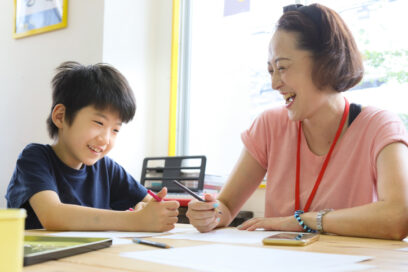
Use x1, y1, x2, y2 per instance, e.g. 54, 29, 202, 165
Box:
186, 194, 221, 233
238, 216, 303, 232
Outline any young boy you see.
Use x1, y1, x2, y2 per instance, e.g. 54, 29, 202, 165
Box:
5, 61, 179, 231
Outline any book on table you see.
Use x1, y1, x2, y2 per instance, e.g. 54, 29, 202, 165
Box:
24, 235, 112, 266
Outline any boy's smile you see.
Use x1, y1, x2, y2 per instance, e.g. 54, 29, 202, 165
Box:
52, 105, 122, 170
88, 144, 104, 153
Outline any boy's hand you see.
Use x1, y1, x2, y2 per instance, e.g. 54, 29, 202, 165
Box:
155, 187, 168, 201
133, 201, 147, 212
133, 187, 180, 232
133, 187, 168, 211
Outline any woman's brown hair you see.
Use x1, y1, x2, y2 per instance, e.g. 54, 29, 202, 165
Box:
277, 3, 364, 92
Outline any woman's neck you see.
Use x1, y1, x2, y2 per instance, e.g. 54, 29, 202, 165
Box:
301, 94, 347, 156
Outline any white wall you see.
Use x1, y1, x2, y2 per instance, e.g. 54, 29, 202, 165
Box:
0, 0, 105, 208
0, 0, 172, 208
0, 0, 263, 215
103, 0, 172, 182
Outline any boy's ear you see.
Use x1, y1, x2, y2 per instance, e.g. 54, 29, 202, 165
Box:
51, 104, 66, 129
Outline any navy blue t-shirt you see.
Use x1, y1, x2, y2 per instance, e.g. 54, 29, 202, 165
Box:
5, 144, 147, 229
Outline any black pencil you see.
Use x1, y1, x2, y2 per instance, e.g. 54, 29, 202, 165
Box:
171, 180, 205, 202
132, 238, 172, 249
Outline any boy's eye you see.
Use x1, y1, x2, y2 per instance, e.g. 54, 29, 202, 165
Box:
113, 129, 120, 133
277, 67, 286, 71
94, 121, 103, 126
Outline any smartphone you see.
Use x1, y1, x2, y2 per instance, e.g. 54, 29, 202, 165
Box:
262, 233, 319, 246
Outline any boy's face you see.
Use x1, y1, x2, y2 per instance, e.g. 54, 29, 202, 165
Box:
55, 105, 122, 169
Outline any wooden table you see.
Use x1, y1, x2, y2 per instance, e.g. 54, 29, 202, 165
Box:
23, 225, 408, 272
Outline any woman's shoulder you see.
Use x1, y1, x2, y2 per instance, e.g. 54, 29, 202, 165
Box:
360, 106, 404, 125
243, 106, 293, 145
352, 106, 408, 142
256, 105, 290, 125
260, 105, 288, 118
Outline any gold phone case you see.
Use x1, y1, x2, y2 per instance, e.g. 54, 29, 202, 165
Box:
263, 233, 320, 246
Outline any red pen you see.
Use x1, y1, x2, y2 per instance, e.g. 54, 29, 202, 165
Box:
147, 189, 163, 202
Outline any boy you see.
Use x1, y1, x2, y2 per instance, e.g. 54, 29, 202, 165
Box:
6, 61, 179, 231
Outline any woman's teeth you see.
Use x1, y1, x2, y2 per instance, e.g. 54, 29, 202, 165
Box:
284, 93, 296, 104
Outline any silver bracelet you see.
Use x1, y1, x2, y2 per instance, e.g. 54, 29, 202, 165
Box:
316, 209, 333, 233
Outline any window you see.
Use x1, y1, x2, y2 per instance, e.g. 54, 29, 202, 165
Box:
177, 0, 408, 178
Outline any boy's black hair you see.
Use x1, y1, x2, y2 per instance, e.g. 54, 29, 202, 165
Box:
46, 61, 136, 139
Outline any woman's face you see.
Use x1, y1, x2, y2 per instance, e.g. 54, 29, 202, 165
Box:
268, 30, 330, 121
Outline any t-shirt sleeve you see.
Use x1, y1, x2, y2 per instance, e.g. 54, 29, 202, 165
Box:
106, 158, 148, 210
369, 111, 408, 179
241, 111, 272, 169
6, 144, 58, 209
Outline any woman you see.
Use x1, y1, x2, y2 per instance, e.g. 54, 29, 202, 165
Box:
186, 3, 408, 240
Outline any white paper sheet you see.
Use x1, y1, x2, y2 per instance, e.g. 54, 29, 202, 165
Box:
158, 228, 283, 244
400, 238, 408, 250
112, 238, 133, 245
50, 228, 187, 239
120, 244, 371, 272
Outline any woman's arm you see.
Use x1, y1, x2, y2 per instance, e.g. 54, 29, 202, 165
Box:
186, 149, 266, 232
217, 149, 267, 226
240, 142, 408, 240
321, 142, 408, 239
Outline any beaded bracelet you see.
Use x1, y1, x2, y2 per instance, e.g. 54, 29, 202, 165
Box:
294, 210, 317, 233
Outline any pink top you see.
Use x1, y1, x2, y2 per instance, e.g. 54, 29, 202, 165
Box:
241, 105, 408, 217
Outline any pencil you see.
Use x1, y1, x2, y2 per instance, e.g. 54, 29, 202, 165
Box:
147, 189, 163, 202
132, 238, 172, 249
171, 180, 205, 202
171, 180, 222, 215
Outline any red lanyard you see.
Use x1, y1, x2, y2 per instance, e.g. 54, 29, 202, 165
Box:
295, 98, 350, 212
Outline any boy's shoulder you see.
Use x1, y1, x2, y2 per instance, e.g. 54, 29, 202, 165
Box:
98, 155, 121, 170
20, 143, 52, 157
17, 144, 58, 169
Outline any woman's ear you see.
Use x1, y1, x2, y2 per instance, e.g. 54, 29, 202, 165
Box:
51, 104, 66, 129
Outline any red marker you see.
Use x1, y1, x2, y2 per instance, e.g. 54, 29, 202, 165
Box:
147, 189, 163, 202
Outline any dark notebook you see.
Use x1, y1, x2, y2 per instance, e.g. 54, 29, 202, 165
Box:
24, 235, 112, 266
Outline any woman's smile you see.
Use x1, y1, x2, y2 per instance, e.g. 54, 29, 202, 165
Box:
283, 92, 296, 108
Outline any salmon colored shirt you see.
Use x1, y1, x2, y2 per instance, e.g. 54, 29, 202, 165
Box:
241, 105, 408, 217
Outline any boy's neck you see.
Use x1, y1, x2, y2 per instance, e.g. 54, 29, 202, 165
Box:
51, 143, 84, 170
